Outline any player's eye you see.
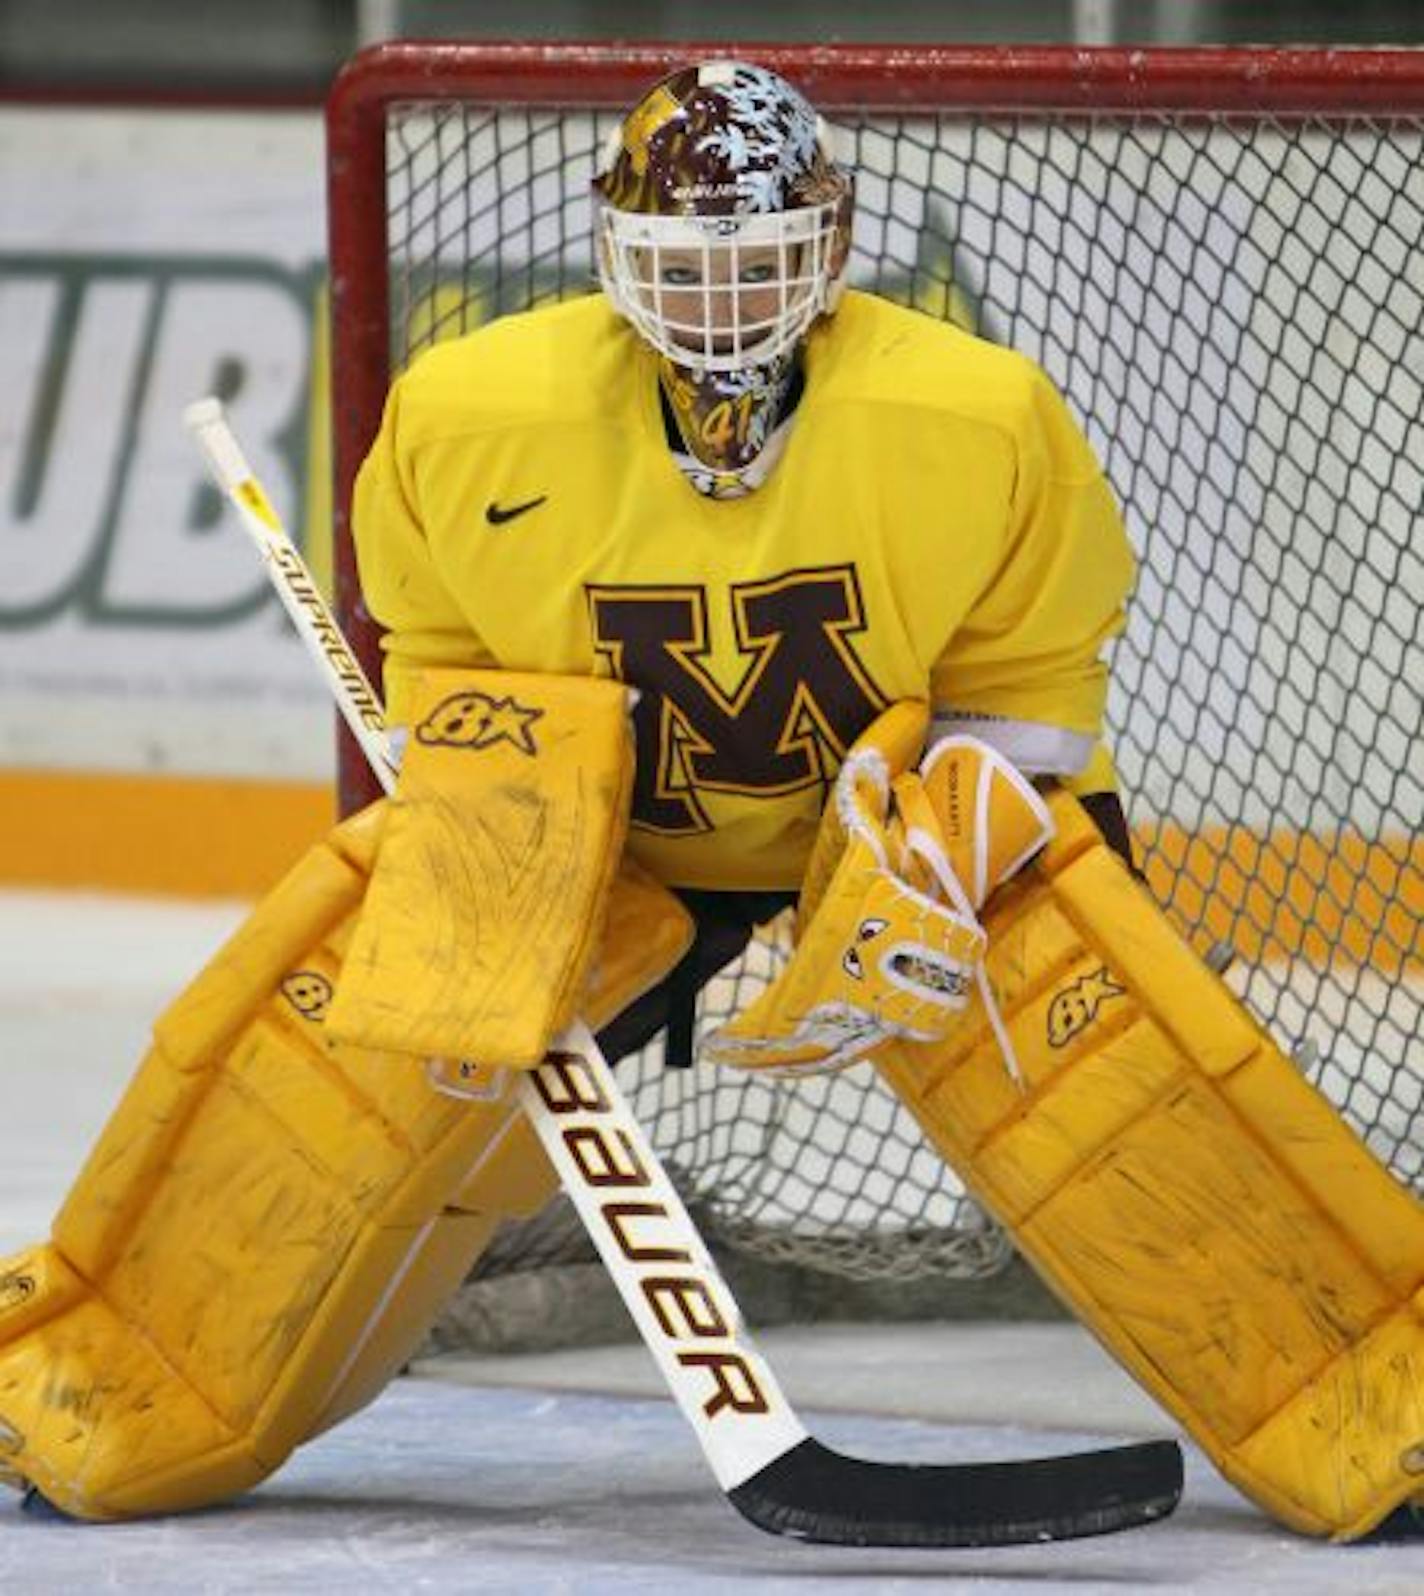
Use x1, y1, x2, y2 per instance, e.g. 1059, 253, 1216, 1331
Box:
739, 261, 777, 285
660, 263, 703, 286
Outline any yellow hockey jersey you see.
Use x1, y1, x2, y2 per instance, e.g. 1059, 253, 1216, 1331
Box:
353, 291, 1133, 890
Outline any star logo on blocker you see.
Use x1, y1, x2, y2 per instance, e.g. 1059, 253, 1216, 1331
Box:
477, 694, 543, 754
415, 689, 544, 756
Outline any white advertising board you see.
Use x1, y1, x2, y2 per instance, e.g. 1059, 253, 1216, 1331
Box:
0, 106, 333, 780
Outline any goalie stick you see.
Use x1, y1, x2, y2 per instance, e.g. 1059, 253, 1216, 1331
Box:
184, 397, 1182, 1547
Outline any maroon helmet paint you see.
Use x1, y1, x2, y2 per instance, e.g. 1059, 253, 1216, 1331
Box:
595, 60, 851, 221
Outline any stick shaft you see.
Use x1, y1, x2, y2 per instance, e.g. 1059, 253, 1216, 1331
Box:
185, 400, 397, 792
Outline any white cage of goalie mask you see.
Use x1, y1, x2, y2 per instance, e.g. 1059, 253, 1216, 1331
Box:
595, 201, 846, 371
329, 43, 1424, 1314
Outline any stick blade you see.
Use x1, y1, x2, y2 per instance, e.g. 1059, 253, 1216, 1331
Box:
727, 1435, 1182, 1547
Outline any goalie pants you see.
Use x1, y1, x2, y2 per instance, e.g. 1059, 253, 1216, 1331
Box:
598, 888, 797, 1068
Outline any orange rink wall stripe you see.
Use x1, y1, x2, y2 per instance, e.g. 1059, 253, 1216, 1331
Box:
0, 770, 337, 899
0, 773, 1418, 977
1139, 821, 1422, 977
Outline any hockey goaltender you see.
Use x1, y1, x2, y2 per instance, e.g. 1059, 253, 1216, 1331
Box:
2, 59, 1423, 1547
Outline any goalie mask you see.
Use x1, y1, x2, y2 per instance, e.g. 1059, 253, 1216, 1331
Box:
594, 60, 854, 495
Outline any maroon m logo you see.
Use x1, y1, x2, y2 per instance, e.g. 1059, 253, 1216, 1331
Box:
588, 566, 888, 834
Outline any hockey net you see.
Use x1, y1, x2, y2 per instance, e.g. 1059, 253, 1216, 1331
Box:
327, 43, 1423, 1312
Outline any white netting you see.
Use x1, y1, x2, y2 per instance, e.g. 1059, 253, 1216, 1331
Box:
375, 97, 1423, 1291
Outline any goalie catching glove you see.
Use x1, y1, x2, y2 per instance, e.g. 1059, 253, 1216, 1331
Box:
706, 704, 1052, 1077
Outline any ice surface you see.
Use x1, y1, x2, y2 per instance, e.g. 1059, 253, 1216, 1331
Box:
4, 1379, 1423, 1595
2, 887, 1423, 1591
0, 887, 248, 1253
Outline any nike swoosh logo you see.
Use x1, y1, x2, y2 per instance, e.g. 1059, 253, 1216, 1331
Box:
485, 494, 548, 526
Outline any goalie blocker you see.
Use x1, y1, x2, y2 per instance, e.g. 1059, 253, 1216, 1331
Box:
711, 707, 1424, 1541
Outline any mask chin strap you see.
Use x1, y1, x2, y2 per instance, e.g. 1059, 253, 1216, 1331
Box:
657, 351, 803, 498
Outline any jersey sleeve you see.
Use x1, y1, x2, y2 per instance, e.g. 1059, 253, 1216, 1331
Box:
929, 362, 1134, 782
352, 372, 495, 725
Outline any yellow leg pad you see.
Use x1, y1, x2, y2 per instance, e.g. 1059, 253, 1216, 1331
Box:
308, 1210, 500, 1438
0, 1245, 270, 1515
0, 805, 548, 1520
312, 1112, 566, 1440
297, 851, 693, 1437
876, 790, 1424, 1540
